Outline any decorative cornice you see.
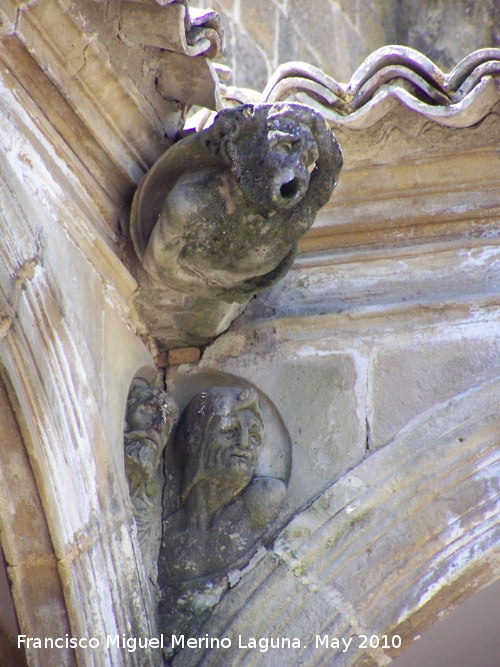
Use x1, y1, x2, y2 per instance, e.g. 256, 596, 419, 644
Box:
219, 46, 500, 130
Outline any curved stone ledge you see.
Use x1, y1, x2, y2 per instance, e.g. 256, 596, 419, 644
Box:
213, 47, 500, 130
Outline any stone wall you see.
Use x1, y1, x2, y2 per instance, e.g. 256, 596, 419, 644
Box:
162, 33, 500, 665
1, 2, 499, 666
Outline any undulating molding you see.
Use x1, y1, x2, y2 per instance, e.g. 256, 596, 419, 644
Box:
219, 46, 500, 130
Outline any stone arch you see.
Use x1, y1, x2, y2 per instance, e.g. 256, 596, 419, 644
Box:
0, 265, 158, 667
0, 372, 74, 666
0, 108, 159, 665
172, 376, 500, 666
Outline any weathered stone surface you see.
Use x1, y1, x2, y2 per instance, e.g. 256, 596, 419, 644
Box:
167, 347, 201, 366
157, 49, 223, 110
0, 3, 16, 35
0, 555, 23, 665
158, 386, 288, 656
368, 335, 500, 449
2, 1, 500, 665
168, 36, 500, 665
120, 2, 220, 56
124, 381, 178, 579
259, 354, 365, 510
396, 0, 500, 71
130, 102, 342, 345
0, 376, 74, 666
0, 31, 165, 663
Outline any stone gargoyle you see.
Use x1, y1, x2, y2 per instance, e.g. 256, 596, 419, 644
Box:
129, 102, 343, 344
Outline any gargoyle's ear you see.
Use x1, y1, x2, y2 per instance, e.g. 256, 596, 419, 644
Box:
200, 105, 255, 161
213, 105, 255, 136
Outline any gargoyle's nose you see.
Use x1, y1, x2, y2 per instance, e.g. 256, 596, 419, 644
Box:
239, 429, 249, 449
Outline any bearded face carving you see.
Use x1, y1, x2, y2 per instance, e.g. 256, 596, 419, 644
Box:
157, 385, 288, 650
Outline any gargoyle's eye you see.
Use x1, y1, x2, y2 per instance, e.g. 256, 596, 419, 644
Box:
269, 134, 300, 153
249, 430, 262, 447
276, 140, 300, 154
222, 424, 239, 435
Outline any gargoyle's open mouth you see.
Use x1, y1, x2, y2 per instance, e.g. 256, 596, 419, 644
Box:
280, 177, 299, 200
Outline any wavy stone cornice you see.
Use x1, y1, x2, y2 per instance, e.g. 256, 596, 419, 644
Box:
221, 46, 500, 129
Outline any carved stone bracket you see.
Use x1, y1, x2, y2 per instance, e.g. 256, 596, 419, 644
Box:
120, 0, 225, 110
120, 1, 223, 58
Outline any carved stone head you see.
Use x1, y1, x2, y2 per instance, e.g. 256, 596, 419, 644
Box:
175, 386, 265, 505
124, 381, 178, 487
200, 104, 320, 215
159, 384, 287, 637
